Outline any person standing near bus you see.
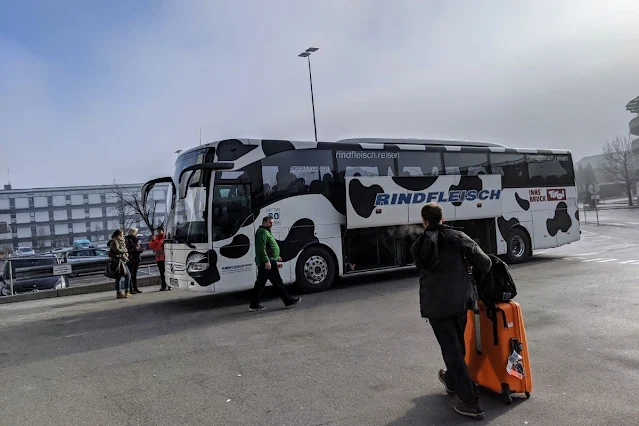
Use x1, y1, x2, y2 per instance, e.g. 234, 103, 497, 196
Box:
125, 227, 143, 293
410, 202, 491, 419
249, 216, 300, 311
149, 226, 170, 291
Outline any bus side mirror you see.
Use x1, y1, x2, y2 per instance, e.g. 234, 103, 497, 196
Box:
141, 177, 174, 208
178, 162, 235, 199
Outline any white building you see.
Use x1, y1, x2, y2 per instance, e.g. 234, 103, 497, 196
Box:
0, 183, 168, 253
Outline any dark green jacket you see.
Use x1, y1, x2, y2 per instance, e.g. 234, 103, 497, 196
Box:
255, 226, 280, 265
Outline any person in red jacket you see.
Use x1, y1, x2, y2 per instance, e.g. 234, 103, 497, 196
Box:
149, 226, 170, 291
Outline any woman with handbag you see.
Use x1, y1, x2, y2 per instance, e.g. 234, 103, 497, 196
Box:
125, 227, 143, 294
108, 229, 132, 299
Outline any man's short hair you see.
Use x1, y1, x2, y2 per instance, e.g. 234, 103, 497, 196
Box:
421, 202, 443, 225
262, 216, 273, 224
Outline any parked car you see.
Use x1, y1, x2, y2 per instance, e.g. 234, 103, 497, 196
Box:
15, 246, 36, 256
64, 248, 110, 277
0, 255, 67, 296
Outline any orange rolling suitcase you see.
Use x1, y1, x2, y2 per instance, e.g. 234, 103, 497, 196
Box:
464, 299, 533, 404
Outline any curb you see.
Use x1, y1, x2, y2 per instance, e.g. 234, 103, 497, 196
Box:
0, 275, 162, 305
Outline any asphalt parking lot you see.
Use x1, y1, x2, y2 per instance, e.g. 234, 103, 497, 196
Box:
1, 209, 638, 425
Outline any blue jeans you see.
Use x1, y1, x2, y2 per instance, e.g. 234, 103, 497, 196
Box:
115, 264, 131, 292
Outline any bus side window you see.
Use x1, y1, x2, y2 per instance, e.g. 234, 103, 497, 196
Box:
397, 151, 443, 177
260, 148, 335, 201
526, 154, 574, 187
489, 153, 528, 188
336, 148, 398, 179
443, 152, 489, 176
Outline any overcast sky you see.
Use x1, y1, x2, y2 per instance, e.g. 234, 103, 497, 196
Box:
1, 0, 638, 189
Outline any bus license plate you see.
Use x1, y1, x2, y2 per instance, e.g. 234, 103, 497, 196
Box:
170, 278, 178, 286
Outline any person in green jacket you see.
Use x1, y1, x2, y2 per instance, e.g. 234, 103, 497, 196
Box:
249, 216, 301, 311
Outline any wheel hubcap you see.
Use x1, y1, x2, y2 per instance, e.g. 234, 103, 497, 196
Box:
511, 235, 526, 257
304, 255, 328, 285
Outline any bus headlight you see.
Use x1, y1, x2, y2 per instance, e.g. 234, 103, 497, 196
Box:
187, 263, 210, 273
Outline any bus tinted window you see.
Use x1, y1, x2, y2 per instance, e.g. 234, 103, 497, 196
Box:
397, 151, 442, 176
336, 149, 398, 177
443, 152, 489, 175
526, 154, 574, 187
490, 153, 528, 187
261, 149, 334, 201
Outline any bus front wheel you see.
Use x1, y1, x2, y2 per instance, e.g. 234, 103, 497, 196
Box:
506, 227, 531, 264
295, 246, 336, 293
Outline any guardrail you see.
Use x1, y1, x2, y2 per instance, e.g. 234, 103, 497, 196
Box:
1, 253, 158, 296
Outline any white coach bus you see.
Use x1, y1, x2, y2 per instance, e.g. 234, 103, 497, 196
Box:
141, 138, 579, 294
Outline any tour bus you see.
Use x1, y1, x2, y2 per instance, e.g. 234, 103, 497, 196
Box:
141, 138, 579, 295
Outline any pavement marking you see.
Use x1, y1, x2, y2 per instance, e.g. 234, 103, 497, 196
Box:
627, 222, 639, 225
594, 259, 618, 263
582, 258, 606, 262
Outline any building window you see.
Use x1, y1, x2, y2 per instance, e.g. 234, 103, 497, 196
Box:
83, 194, 89, 204
48, 196, 53, 207
50, 225, 55, 235
10, 213, 16, 224
66, 195, 71, 205
49, 210, 54, 221
30, 212, 36, 222
31, 226, 37, 237
0, 222, 7, 233
102, 207, 107, 216
9, 199, 15, 209
29, 198, 34, 208
101, 194, 106, 203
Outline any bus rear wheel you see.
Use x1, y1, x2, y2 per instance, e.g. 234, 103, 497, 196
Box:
506, 227, 531, 264
295, 246, 336, 293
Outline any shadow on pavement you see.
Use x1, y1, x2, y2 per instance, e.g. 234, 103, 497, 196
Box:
386, 392, 525, 425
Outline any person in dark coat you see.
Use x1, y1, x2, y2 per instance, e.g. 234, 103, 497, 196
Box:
410, 202, 492, 419
125, 227, 144, 293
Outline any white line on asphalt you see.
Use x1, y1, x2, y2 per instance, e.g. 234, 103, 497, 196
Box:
627, 222, 639, 225
582, 258, 605, 262
572, 252, 601, 256
594, 259, 618, 263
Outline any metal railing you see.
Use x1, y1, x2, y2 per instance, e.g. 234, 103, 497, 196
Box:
1, 253, 158, 296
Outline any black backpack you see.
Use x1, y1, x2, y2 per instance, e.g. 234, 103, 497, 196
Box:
473, 254, 518, 345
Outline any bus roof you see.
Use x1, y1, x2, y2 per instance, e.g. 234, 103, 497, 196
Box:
177, 138, 572, 161
336, 137, 507, 148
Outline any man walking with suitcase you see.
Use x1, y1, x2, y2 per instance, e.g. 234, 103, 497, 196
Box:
411, 202, 492, 419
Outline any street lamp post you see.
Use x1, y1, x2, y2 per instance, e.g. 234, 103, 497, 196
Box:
298, 47, 319, 141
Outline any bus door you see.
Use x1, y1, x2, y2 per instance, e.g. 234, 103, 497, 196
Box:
210, 179, 257, 293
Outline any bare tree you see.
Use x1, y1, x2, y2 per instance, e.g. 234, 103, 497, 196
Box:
108, 182, 137, 232
109, 180, 163, 233
599, 134, 639, 206
35, 227, 49, 248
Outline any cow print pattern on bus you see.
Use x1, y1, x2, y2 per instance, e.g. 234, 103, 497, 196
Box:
186, 250, 220, 286
448, 176, 483, 207
349, 179, 384, 218
575, 209, 579, 222
276, 218, 319, 262
497, 216, 520, 241
546, 202, 571, 236
262, 140, 295, 157
216, 139, 258, 161
219, 234, 251, 259
391, 176, 438, 192
515, 192, 531, 211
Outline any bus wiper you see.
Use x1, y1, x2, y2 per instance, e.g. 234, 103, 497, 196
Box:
171, 235, 195, 249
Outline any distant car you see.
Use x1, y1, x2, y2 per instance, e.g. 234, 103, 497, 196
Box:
0, 255, 67, 296
15, 246, 35, 256
72, 239, 94, 250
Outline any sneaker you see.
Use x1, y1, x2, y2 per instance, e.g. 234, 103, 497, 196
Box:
438, 369, 456, 396
124, 291, 132, 298
453, 398, 484, 419
285, 297, 301, 308
116, 292, 126, 299
249, 305, 266, 312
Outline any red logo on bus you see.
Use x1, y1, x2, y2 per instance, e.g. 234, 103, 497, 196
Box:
547, 188, 566, 201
